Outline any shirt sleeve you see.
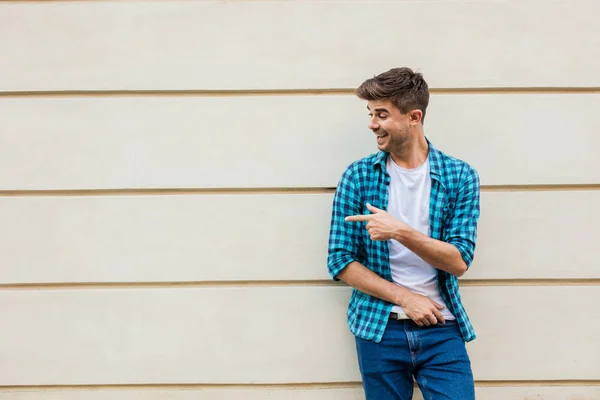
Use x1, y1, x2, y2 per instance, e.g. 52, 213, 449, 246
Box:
443, 166, 481, 269
327, 165, 363, 280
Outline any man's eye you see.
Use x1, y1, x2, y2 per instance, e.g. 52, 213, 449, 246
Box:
378, 114, 387, 119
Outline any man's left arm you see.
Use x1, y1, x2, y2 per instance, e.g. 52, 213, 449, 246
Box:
346, 168, 480, 277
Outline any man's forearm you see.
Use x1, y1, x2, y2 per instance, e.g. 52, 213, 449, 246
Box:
336, 261, 411, 306
345, 203, 470, 277
394, 228, 467, 277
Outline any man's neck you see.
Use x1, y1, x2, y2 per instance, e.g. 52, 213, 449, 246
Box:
389, 134, 429, 169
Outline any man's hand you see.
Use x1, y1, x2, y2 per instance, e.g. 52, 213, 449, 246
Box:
401, 291, 446, 326
345, 203, 408, 241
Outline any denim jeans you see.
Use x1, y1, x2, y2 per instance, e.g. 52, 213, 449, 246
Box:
355, 319, 475, 400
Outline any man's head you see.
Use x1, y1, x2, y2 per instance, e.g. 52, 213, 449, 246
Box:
356, 67, 429, 153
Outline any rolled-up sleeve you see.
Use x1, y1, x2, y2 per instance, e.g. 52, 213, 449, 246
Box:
443, 166, 481, 269
327, 165, 363, 280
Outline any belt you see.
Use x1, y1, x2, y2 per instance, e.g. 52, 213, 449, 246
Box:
389, 312, 410, 320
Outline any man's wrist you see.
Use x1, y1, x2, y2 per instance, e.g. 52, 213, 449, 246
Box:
394, 285, 411, 307
393, 224, 412, 243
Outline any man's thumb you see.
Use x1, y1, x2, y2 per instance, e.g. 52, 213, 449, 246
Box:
434, 301, 445, 310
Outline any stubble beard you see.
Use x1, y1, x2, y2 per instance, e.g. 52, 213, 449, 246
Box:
388, 129, 411, 155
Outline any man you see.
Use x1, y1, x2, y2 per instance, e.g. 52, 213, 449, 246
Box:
327, 67, 480, 400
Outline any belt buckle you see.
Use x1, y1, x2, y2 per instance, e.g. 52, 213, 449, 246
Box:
391, 312, 407, 320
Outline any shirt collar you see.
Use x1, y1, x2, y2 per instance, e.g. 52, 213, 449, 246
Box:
372, 137, 442, 177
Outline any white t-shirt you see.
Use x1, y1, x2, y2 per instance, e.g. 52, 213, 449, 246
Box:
386, 156, 455, 320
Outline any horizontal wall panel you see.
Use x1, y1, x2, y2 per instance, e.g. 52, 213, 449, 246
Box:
1, 190, 598, 284
425, 93, 599, 186
465, 286, 600, 380
1, 286, 598, 385
0, 194, 334, 283
0, 388, 365, 400
474, 386, 600, 400
0, 96, 368, 190
2, 386, 599, 400
0, 1, 599, 90
466, 190, 600, 280
1, 94, 598, 190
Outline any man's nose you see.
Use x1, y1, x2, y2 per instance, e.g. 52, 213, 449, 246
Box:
368, 118, 379, 130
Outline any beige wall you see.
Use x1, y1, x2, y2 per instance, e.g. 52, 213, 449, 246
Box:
1, 1, 599, 399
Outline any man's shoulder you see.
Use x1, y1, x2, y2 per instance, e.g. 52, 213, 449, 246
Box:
431, 146, 479, 184
341, 152, 381, 177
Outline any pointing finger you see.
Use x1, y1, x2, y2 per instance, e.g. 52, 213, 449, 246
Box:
345, 214, 373, 222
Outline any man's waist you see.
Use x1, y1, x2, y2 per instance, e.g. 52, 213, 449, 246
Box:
389, 311, 456, 321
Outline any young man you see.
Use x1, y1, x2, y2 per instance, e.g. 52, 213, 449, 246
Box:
327, 67, 480, 400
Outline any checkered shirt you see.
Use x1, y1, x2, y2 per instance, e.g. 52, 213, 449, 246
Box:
327, 140, 480, 343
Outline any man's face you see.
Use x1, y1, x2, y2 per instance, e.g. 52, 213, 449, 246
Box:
366, 99, 413, 153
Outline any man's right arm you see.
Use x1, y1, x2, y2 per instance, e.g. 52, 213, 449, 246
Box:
337, 260, 408, 306
337, 261, 445, 326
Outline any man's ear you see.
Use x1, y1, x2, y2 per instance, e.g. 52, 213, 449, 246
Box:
409, 109, 423, 125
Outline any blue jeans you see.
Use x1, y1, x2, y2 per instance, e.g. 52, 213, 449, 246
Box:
355, 319, 474, 400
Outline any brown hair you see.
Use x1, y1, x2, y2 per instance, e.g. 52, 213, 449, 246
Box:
356, 67, 430, 122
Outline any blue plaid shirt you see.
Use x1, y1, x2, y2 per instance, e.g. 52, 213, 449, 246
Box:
327, 140, 480, 343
